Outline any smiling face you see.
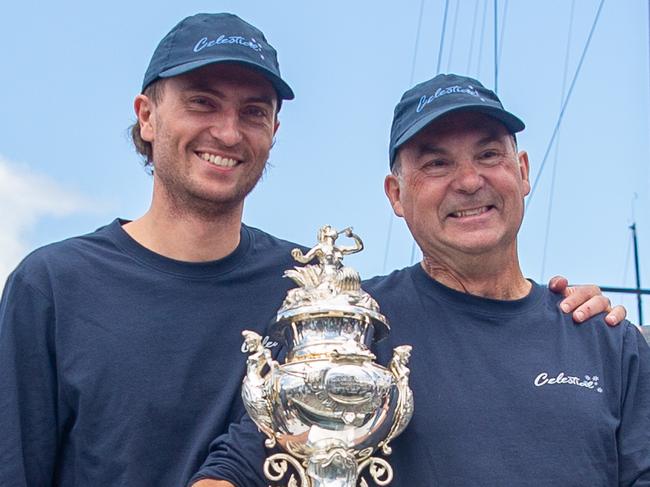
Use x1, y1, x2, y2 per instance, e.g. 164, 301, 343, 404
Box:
385, 111, 530, 263
135, 63, 279, 217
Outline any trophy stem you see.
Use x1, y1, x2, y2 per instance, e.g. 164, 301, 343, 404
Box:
306, 448, 359, 487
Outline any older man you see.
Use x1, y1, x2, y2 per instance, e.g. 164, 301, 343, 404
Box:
371, 73, 650, 485
194, 74, 648, 486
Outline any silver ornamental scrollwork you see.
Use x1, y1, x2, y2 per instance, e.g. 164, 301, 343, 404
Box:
242, 225, 414, 487
358, 457, 394, 486
264, 453, 309, 486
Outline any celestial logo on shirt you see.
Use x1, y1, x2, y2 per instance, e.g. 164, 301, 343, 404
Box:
533, 371, 603, 393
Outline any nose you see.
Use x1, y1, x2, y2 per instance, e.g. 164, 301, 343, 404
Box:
452, 161, 484, 194
208, 111, 243, 147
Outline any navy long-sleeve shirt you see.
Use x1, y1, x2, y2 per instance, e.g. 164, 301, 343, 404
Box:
0, 220, 297, 486
195, 264, 650, 486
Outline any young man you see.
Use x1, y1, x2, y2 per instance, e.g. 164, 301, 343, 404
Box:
0, 13, 297, 486
193, 75, 648, 486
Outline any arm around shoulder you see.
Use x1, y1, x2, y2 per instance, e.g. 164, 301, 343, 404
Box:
548, 275, 626, 325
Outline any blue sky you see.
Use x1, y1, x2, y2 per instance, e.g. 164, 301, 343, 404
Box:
1, 0, 648, 323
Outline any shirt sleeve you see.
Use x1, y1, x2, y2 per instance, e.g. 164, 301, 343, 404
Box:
619, 324, 650, 486
189, 413, 268, 487
0, 270, 61, 486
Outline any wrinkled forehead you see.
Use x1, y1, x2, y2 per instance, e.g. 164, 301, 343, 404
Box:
400, 111, 514, 155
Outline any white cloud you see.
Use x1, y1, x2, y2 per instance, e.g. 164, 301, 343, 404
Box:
0, 156, 91, 289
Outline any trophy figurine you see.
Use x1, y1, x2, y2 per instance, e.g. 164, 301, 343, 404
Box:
241, 225, 414, 487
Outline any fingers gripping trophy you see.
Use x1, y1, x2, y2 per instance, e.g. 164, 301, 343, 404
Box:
241, 225, 414, 487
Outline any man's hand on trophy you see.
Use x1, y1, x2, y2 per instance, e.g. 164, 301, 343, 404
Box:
548, 275, 627, 325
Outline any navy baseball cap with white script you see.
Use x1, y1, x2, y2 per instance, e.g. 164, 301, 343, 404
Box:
389, 73, 524, 167
142, 13, 294, 100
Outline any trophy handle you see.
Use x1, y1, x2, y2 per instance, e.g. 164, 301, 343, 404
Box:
380, 345, 414, 454
241, 330, 279, 448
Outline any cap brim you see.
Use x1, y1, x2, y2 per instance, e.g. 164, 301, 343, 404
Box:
392, 103, 525, 161
158, 57, 295, 100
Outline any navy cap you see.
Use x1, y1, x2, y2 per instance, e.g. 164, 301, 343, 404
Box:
389, 73, 524, 167
142, 13, 294, 100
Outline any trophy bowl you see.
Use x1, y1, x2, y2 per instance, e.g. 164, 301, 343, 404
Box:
242, 226, 413, 487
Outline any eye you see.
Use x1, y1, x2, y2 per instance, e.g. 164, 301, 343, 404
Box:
188, 96, 216, 110
424, 159, 450, 169
478, 149, 501, 165
481, 149, 499, 158
421, 158, 452, 175
243, 105, 269, 118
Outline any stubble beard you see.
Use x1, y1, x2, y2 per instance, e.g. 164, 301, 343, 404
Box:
153, 151, 268, 221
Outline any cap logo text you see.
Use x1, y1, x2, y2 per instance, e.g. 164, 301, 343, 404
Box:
194, 35, 264, 55
416, 85, 482, 113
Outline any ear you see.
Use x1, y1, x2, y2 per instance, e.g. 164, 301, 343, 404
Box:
518, 150, 530, 196
134, 94, 155, 143
384, 174, 405, 217
273, 119, 280, 137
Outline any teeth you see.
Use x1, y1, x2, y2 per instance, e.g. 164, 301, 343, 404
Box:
452, 207, 490, 218
199, 152, 238, 167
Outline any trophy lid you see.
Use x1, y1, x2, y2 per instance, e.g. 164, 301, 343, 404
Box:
271, 225, 390, 345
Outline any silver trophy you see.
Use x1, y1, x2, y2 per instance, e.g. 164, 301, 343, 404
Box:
242, 225, 414, 487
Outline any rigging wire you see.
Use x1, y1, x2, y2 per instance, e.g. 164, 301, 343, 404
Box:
497, 0, 509, 68
436, 0, 451, 73
409, 0, 427, 84
446, 0, 461, 72
383, 0, 426, 273
526, 0, 606, 209
493, 0, 498, 92
623, 228, 634, 286
623, 194, 639, 285
410, 237, 419, 264
409, 229, 420, 267
382, 196, 396, 274
616, 195, 637, 318
466, 0, 481, 74
540, 0, 575, 282
476, 0, 489, 77
621, 192, 639, 324
620, 229, 635, 315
